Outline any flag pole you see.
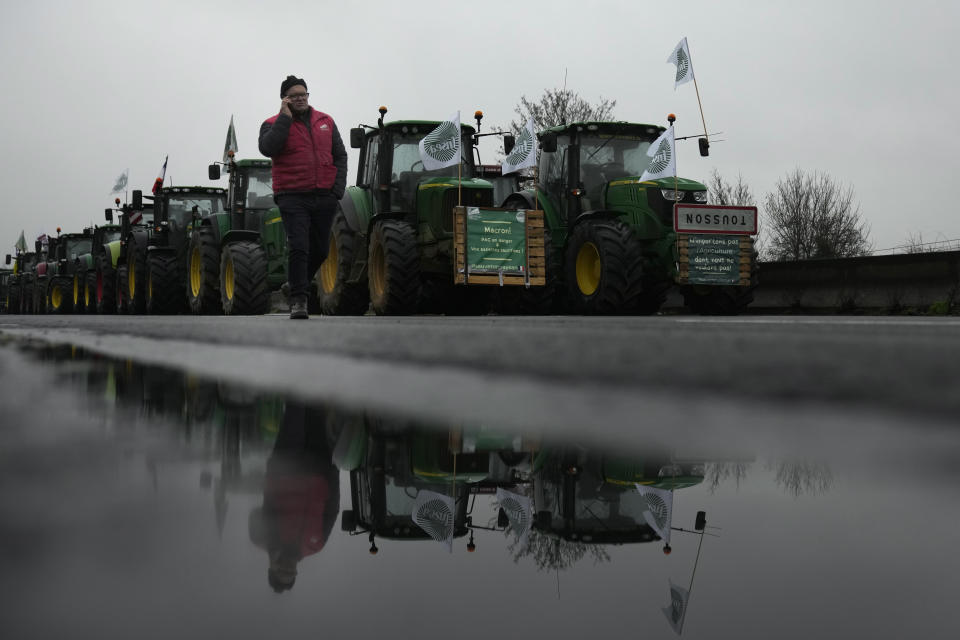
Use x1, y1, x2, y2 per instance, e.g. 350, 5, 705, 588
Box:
687, 43, 709, 144
458, 159, 462, 207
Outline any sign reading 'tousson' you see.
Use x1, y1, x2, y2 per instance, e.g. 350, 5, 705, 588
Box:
674, 204, 758, 235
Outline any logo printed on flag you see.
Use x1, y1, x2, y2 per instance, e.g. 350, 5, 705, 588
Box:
412, 489, 455, 552
640, 127, 676, 182
111, 169, 129, 194
662, 579, 690, 635
419, 112, 462, 171
668, 37, 696, 90
635, 484, 674, 543
496, 488, 533, 550
502, 117, 538, 175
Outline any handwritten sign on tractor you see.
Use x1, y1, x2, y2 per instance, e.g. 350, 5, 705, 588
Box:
465, 207, 526, 274
678, 234, 753, 286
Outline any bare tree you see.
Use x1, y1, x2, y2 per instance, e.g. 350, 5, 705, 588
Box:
768, 459, 834, 497
509, 88, 616, 135
764, 169, 871, 261
704, 461, 751, 493
707, 169, 755, 207
507, 530, 610, 571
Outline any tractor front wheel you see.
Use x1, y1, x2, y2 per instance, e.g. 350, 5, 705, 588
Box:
318, 210, 368, 315
146, 252, 182, 315
220, 240, 269, 315
565, 218, 642, 314
188, 228, 221, 314
368, 219, 420, 315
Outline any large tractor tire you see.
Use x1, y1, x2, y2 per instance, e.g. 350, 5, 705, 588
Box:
72, 274, 85, 314
8, 286, 20, 315
220, 240, 269, 315
368, 219, 420, 316
22, 282, 33, 314
146, 252, 182, 315
680, 250, 759, 315
126, 241, 148, 314
318, 211, 368, 315
47, 278, 73, 314
187, 228, 221, 315
565, 218, 642, 314
628, 266, 671, 316
115, 265, 128, 314
84, 272, 97, 313
95, 256, 115, 314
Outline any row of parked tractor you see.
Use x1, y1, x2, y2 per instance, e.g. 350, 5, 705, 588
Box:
2, 108, 757, 317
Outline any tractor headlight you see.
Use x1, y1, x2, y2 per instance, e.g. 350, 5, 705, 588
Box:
660, 189, 685, 201
693, 191, 708, 203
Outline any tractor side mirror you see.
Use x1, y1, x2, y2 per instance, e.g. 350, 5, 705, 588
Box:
132, 190, 143, 211
698, 137, 710, 157
208, 164, 221, 180
105, 208, 113, 222
350, 128, 364, 149
503, 134, 516, 156
540, 132, 557, 153
4, 254, 10, 265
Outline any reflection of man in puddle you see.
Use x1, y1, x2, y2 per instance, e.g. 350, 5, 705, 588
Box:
249, 402, 340, 592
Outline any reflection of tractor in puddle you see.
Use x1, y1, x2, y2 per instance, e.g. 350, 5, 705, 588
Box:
530, 448, 705, 546
337, 417, 536, 553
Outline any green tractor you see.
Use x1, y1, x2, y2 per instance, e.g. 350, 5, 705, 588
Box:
502, 119, 757, 315
76, 206, 125, 314
0, 266, 11, 314
120, 186, 228, 314
192, 157, 280, 315
321, 108, 527, 316
5, 250, 38, 314
114, 195, 155, 314
37, 230, 93, 314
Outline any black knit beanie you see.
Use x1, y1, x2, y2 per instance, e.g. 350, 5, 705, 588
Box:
280, 75, 307, 97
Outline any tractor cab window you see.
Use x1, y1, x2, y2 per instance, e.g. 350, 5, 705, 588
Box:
66, 238, 92, 260
165, 195, 225, 228
578, 133, 657, 207
244, 167, 274, 209
389, 128, 475, 212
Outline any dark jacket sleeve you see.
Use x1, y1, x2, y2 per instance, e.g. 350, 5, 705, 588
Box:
331, 123, 348, 200
258, 114, 293, 158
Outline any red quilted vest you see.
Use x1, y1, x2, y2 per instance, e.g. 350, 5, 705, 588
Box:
265, 108, 337, 192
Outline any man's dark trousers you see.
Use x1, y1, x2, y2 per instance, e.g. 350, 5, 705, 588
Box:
277, 191, 337, 303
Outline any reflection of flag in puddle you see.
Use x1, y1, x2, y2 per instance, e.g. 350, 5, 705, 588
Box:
412, 490, 455, 552
663, 579, 690, 634
635, 484, 673, 544
496, 488, 532, 550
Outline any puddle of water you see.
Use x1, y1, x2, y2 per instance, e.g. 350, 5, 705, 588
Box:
0, 340, 957, 639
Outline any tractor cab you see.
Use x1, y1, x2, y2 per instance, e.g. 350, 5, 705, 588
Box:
56, 233, 93, 264
152, 187, 227, 232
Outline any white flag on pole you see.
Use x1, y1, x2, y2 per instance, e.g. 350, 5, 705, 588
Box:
635, 484, 673, 544
419, 112, 462, 171
662, 579, 690, 634
412, 489, 455, 552
501, 117, 538, 175
668, 37, 696, 90
111, 169, 128, 194
639, 127, 676, 182
496, 488, 533, 550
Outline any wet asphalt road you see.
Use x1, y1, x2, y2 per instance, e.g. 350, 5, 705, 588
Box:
1, 314, 958, 445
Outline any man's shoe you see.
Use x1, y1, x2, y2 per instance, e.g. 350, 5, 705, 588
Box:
289, 301, 308, 320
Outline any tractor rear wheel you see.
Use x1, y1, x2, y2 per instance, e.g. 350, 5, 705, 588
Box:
115, 266, 128, 314
368, 219, 420, 315
146, 252, 182, 314
84, 272, 97, 313
48, 278, 72, 314
220, 240, 269, 315
72, 274, 84, 313
187, 228, 221, 314
126, 241, 147, 314
565, 218, 642, 314
96, 255, 115, 314
680, 250, 758, 315
8, 286, 20, 315
318, 210, 368, 315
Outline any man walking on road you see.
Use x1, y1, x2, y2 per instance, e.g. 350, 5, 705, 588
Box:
259, 75, 348, 319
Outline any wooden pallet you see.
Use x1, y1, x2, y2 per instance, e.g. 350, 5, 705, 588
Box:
453, 206, 546, 286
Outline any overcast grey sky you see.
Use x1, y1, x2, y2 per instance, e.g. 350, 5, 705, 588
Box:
2, 0, 957, 255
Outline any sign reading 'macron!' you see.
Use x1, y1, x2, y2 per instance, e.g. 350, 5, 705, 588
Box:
674, 204, 758, 235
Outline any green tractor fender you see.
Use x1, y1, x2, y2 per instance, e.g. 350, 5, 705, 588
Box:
105, 241, 122, 269
205, 212, 231, 243
221, 229, 259, 246
343, 186, 374, 235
